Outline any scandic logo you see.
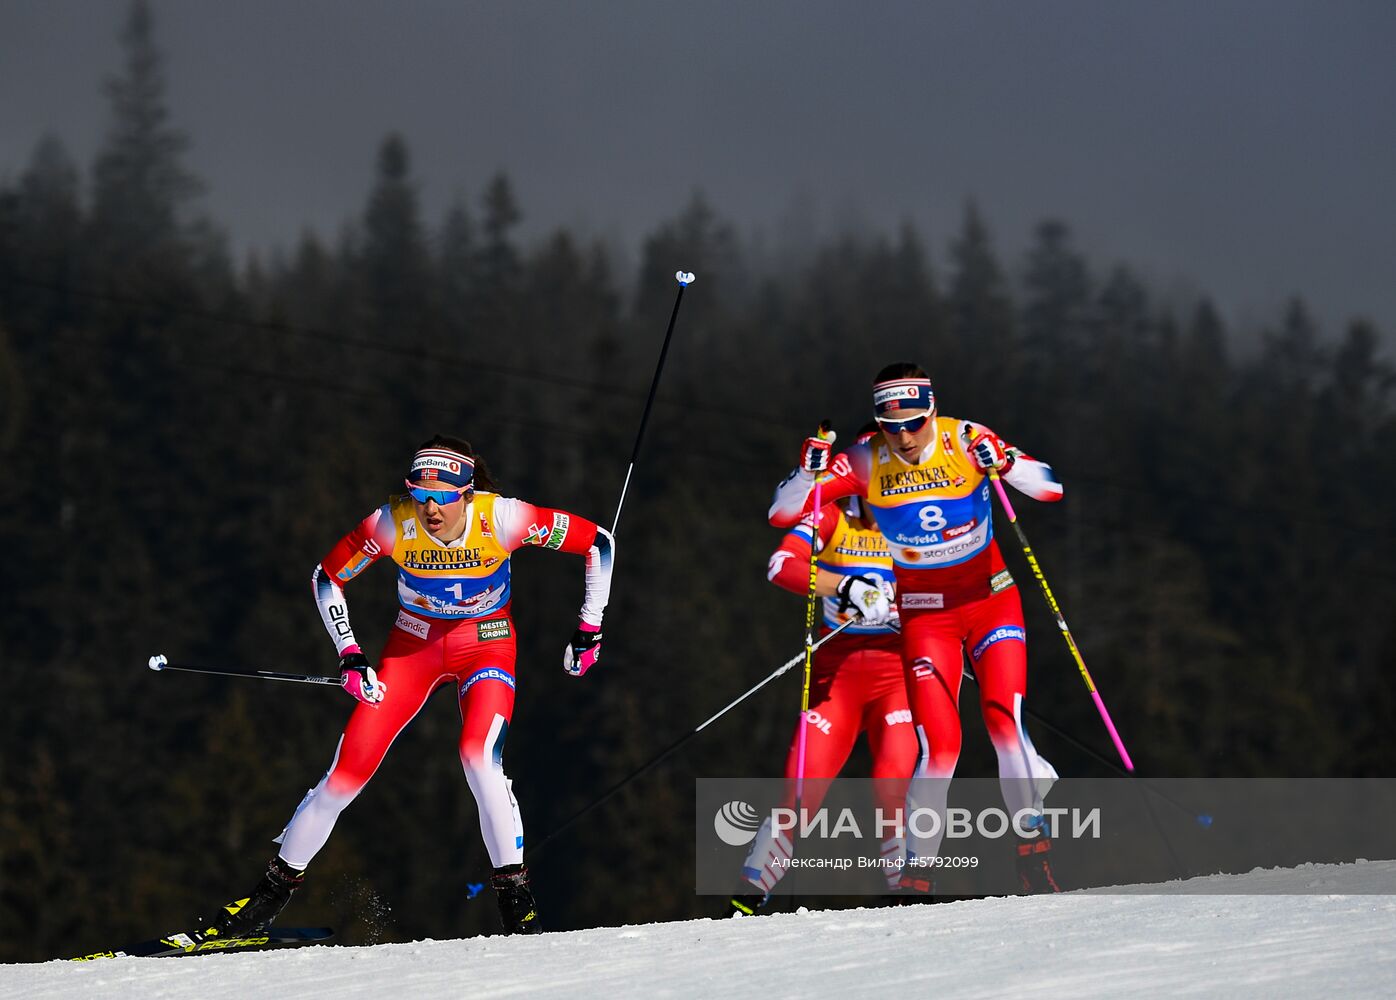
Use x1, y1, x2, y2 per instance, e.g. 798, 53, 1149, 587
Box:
394, 610, 430, 640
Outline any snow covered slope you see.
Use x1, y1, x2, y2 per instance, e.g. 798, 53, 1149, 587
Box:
8, 860, 1395, 1000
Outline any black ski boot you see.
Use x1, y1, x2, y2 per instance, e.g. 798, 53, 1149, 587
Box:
1015, 835, 1062, 894
888, 871, 937, 905
200, 857, 307, 941
490, 864, 541, 935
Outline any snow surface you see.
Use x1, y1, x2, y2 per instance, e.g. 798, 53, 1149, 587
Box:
7, 860, 1396, 1000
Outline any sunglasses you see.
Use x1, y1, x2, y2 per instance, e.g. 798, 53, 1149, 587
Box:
876, 413, 931, 435
405, 482, 471, 505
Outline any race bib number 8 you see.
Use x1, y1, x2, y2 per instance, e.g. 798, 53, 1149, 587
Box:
918, 505, 947, 532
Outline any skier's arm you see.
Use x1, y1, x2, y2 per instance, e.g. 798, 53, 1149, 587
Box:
767, 510, 892, 623
766, 505, 844, 597
960, 421, 1063, 503
768, 445, 869, 527
313, 506, 395, 656
491, 497, 615, 626
493, 496, 614, 677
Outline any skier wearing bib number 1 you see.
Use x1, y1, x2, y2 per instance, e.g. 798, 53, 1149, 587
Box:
195, 435, 614, 939
768, 363, 1065, 893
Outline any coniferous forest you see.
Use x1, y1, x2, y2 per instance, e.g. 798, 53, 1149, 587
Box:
1, 2, 1393, 963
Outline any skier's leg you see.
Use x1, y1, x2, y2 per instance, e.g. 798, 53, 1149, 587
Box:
860, 647, 918, 887
779, 642, 865, 814
206, 629, 444, 938
967, 588, 1056, 822
457, 666, 521, 867
452, 624, 537, 932
967, 589, 1061, 893
899, 609, 967, 869
453, 624, 521, 868
276, 633, 443, 868
738, 644, 863, 896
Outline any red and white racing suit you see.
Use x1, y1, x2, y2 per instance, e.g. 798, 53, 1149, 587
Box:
740, 503, 916, 893
770, 416, 1062, 864
276, 491, 613, 870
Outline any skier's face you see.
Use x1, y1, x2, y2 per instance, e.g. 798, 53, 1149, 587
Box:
879, 409, 935, 463
410, 480, 471, 541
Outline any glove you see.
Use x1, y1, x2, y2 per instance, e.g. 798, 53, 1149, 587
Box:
339, 649, 386, 706
835, 574, 894, 626
962, 424, 1014, 474
563, 620, 603, 677
799, 423, 837, 473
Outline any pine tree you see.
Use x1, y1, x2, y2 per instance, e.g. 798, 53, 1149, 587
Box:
0, 137, 85, 334
946, 201, 1015, 413
1020, 219, 1092, 391
89, 0, 203, 275
475, 172, 523, 340
438, 199, 479, 342
362, 132, 431, 341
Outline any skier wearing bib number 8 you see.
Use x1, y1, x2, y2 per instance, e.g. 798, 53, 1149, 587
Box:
769, 363, 1065, 894
196, 435, 614, 940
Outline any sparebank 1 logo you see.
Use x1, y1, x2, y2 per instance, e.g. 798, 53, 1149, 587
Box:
713, 800, 762, 846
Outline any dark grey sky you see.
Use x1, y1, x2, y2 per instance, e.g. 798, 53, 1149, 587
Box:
3, 0, 1393, 337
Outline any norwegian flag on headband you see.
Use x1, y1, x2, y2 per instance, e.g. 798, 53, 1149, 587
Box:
408, 448, 475, 488
872, 378, 934, 417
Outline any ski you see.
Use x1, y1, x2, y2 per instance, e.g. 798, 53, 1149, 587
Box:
70, 926, 333, 961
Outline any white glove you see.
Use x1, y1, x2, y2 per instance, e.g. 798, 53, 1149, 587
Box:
835, 575, 894, 626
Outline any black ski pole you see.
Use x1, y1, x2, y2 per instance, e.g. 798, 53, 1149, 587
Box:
610, 270, 695, 535
145, 654, 341, 688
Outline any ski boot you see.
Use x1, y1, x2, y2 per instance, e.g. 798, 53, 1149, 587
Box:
490, 864, 541, 935
728, 884, 770, 917
884, 869, 937, 906
199, 857, 307, 941
1015, 835, 1062, 894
